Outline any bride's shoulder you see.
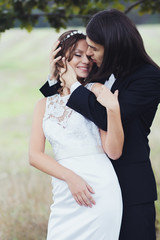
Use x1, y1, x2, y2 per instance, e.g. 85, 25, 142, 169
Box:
33, 97, 47, 117
35, 94, 58, 108
36, 97, 47, 107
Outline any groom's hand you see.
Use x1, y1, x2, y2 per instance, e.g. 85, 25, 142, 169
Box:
60, 58, 78, 89
49, 40, 62, 80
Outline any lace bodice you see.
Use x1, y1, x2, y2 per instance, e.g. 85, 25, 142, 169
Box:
43, 87, 103, 160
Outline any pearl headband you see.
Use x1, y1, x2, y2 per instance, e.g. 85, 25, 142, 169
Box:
61, 30, 85, 43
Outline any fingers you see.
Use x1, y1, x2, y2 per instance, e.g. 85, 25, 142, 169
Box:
62, 58, 73, 71
86, 183, 95, 194
49, 41, 62, 79
50, 40, 62, 63
80, 193, 92, 208
74, 196, 83, 206
73, 185, 96, 208
60, 78, 65, 87
86, 184, 96, 205
85, 193, 96, 206
114, 90, 119, 97
62, 57, 66, 68
51, 40, 61, 53
96, 95, 102, 103
59, 67, 65, 74
50, 48, 62, 64
52, 55, 61, 64
100, 85, 109, 93
51, 47, 61, 58
74, 193, 95, 208
77, 194, 89, 207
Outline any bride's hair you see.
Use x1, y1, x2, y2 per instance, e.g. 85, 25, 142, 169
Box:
54, 30, 86, 86
52, 30, 98, 93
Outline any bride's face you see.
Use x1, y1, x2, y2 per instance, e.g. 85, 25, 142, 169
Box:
68, 39, 93, 80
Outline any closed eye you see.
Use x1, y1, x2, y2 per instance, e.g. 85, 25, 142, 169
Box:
88, 45, 97, 51
74, 54, 81, 57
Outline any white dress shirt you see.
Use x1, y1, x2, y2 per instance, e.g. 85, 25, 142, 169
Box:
70, 74, 116, 93
47, 74, 116, 92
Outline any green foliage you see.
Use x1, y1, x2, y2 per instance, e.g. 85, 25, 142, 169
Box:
140, 0, 160, 14
0, 0, 160, 33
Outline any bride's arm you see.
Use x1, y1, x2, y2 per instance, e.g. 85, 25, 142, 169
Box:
91, 83, 124, 160
29, 98, 95, 207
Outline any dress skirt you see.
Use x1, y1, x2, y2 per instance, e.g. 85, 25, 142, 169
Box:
47, 152, 122, 240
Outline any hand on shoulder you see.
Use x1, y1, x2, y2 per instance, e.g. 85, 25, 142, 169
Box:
91, 83, 104, 97
91, 83, 120, 111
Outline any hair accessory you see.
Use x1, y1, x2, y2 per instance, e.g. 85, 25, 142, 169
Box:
61, 30, 85, 43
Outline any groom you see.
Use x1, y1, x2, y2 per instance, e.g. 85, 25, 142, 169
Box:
40, 9, 160, 240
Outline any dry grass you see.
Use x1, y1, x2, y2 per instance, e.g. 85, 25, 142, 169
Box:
0, 172, 51, 240
0, 26, 160, 239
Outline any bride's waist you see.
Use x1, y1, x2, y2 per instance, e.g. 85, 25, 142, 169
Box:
54, 145, 104, 161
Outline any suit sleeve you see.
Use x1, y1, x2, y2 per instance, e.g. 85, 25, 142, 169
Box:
39, 81, 61, 97
67, 74, 160, 130
67, 85, 108, 130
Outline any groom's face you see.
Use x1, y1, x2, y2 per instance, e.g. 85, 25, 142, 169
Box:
86, 37, 104, 67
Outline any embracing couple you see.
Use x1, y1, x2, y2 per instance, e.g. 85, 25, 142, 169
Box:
29, 9, 160, 240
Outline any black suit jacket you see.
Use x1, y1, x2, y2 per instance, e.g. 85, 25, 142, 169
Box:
40, 81, 61, 97
66, 63, 160, 206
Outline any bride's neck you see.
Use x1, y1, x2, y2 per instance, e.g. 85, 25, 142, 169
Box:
61, 87, 70, 96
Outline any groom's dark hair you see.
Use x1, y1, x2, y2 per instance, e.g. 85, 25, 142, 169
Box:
86, 9, 159, 82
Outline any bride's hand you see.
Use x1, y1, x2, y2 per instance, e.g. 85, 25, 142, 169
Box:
97, 85, 119, 111
49, 40, 62, 80
66, 172, 96, 207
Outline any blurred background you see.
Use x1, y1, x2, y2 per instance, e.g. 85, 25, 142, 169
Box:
0, 1, 160, 239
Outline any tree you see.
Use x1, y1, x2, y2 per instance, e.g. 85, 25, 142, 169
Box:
0, 0, 160, 33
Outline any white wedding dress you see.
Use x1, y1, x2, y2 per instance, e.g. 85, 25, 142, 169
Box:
43, 86, 123, 240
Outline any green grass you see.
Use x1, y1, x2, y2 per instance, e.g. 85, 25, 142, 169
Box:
0, 26, 160, 239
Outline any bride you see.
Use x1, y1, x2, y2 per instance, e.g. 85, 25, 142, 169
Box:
29, 30, 123, 240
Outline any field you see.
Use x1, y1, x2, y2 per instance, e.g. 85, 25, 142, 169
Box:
0, 25, 160, 239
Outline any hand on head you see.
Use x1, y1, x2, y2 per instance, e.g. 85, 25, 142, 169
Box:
59, 58, 78, 89
49, 40, 62, 80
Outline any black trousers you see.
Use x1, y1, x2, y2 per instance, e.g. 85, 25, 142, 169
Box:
119, 202, 156, 240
